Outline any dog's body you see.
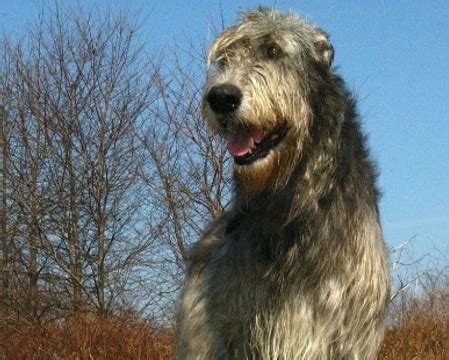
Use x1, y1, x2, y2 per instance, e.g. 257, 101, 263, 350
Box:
176, 9, 389, 359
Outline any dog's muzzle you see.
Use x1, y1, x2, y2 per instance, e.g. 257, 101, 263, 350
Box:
206, 84, 289, 166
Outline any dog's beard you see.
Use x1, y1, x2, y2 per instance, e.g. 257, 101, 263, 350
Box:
231, 131, 300, 198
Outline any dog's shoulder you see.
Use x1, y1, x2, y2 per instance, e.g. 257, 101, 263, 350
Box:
187, 212, 232, 272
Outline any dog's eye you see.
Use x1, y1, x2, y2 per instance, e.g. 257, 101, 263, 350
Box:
208, 58, 227, 76
264, 44, 282, 59
218, 57, 228, 68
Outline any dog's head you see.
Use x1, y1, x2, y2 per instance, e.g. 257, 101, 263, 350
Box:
202, 9, 334, 195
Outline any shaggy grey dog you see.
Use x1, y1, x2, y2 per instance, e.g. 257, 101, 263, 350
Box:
176, 8, 389, 359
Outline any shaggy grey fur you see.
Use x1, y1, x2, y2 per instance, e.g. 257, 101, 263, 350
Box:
176, 8, 390, 359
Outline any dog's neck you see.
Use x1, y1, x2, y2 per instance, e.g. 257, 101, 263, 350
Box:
233, 176, 311, 232
233, 152, 323, 218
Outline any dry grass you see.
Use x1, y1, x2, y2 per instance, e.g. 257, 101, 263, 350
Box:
379, 288, 449, 359
0, 313, 172, 359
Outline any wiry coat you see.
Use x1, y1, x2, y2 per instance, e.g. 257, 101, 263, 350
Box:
176, 9, 390, 360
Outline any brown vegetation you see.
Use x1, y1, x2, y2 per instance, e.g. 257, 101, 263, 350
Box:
0, 313, 172, 359
379, 287, 449, 359
1, 287, 448, 359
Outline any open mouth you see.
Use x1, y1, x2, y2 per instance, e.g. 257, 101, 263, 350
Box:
227, 123, 289, 165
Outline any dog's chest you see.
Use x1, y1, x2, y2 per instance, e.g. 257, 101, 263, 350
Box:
204, 226, 287, 349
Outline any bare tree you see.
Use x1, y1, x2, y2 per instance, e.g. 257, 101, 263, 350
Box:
1, 3, 233, 324
1, 5, 160, 318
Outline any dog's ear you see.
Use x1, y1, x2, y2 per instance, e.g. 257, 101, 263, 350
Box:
313, 31, 334, 67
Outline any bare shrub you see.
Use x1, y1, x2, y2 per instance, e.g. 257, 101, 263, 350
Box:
0, 312, 172, 359
380, 255, 449, 358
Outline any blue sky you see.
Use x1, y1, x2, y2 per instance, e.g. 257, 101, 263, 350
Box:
2, 0, 449, 263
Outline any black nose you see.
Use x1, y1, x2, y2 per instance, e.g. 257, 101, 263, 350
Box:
207, 84, 242, 114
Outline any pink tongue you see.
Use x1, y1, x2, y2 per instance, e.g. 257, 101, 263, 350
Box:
227, 129, 264, 157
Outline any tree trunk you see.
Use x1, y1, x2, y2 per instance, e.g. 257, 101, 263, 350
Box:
96, 126, 106, 315
0, 107, 10, 307
64, 132, 82, 312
